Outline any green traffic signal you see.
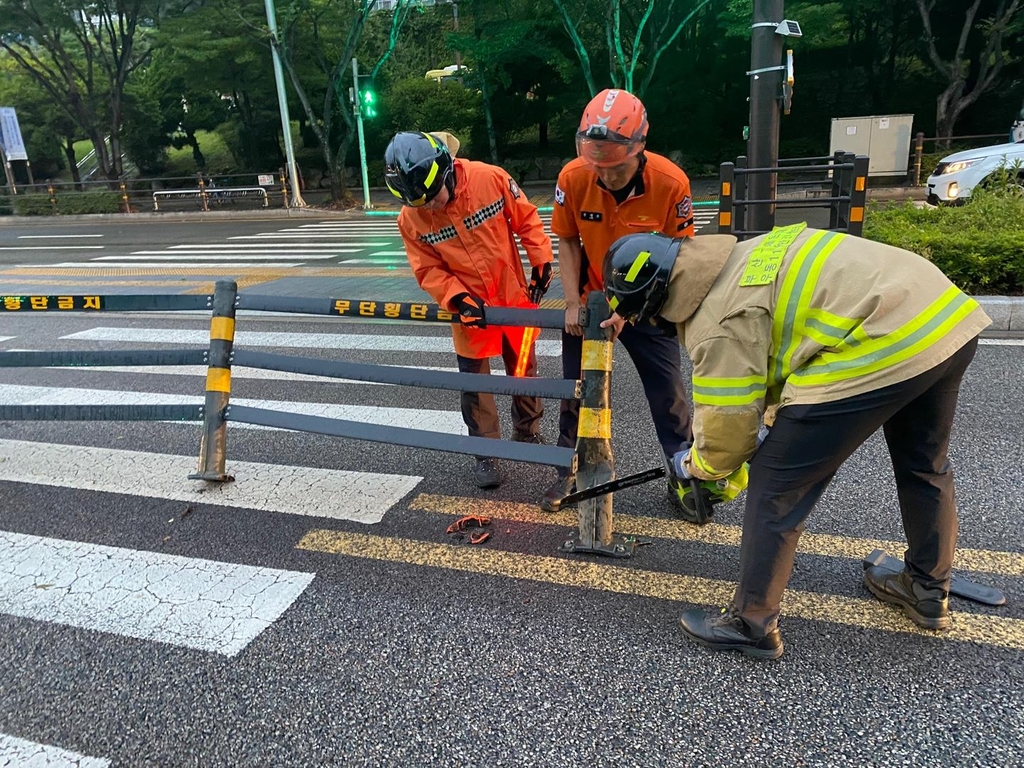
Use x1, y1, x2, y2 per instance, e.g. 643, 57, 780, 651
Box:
359, 80, 378, 119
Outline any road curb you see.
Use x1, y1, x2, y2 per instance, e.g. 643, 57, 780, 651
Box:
0, 208, 363, 225
977, 296, 1024, 333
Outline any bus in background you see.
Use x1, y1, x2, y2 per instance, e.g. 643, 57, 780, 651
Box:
425, 65, 469, 84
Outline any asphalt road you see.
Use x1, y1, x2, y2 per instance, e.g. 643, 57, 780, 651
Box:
0, 216, 1021, 767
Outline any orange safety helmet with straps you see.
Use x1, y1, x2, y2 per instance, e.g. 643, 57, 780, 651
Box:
575, 89, 649, 168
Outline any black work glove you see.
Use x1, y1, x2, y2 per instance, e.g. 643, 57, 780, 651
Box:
529, 262, 553, 304
452, 293, 486, 329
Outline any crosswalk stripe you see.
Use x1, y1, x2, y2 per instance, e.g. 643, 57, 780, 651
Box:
0, 438, 423, 523
169, 243, 371, 250
296, 529, 1024, 651
980, 339, 1024, 346
339, 258, 409, 264
368, 251, 409, 257
31, 362, 503, 382
41, 262, 304, 268
60, 327, 563, 356
117, 257, 344, 264
0, 337, 14, 343
17, 234, 104, 239
0, 528, 315, 656
0, 385, 468, 435
0, 732, 110, 768
0, 246, 105, 251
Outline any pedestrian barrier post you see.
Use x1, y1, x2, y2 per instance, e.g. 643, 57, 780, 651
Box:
190, 279, 237, 482
718, 162, 735, 235
197, 173, 210, 212
848, 155, 869, 237
559, 292, 635, 558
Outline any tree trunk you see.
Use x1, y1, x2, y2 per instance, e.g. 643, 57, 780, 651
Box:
64, 136, 81, 190
935, 82, 966, 149
186, 128, 206, 170
478, 71, 499, 165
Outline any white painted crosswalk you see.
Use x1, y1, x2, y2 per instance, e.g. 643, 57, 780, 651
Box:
9, 211, 718, 268
0, 733, 110, 768
0, 320, 490, 676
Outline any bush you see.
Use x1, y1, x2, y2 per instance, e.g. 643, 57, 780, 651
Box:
0, 194, 12, 216
12, 192, 125, 216
864, 187, 1024, 295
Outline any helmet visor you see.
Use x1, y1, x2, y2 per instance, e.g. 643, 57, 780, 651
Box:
575, 134, 642, 168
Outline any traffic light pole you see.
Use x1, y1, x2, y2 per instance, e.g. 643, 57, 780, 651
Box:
351, 58, 373, 211
747, 0, 784, 234
264, 0, 305, 208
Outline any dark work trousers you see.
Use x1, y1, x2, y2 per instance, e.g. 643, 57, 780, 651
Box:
556, 319, 693, 476
734, 337, 979, 636
456, 333, 543, 453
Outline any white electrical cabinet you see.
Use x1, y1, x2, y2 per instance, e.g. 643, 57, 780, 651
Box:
829, 114, 914, 176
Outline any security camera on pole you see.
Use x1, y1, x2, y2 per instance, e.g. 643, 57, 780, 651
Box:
746, 1, 801, 234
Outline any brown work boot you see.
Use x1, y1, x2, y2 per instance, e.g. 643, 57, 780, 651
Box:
512, 432, 546, 444
864, 566, 950, 630
540, 473, 575, 512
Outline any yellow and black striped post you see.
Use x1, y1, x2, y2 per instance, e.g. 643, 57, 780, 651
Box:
848, 155, 869, 237
559, 291, 635, 558
190, 280, 237, 482
718, 162, 734, 235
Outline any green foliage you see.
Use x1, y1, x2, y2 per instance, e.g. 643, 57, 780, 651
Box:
0, 194, 12, 215
864, 187, 1024, 295
12, 192, 125, 216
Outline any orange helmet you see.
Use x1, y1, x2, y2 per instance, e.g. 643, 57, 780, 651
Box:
576, 89, 649, 168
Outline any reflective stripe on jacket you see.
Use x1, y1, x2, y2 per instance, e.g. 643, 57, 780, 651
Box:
659, 227, 991, 480
397, 158, 554, 358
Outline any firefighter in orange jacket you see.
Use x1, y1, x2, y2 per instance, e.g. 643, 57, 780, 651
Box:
385, 131, 555, 489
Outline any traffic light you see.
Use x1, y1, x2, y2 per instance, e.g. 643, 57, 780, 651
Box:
357, 75, 378, 119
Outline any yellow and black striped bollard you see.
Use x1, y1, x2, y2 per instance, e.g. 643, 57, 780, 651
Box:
190, 280, 237, 482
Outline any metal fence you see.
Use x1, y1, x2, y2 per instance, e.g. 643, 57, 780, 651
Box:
718, 151, 869, 240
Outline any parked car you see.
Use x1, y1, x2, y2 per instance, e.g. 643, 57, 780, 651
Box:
926, 140, 1024, 205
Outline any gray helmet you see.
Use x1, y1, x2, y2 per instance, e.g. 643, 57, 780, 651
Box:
603, 232, 681, 323
383, 131, 456, 206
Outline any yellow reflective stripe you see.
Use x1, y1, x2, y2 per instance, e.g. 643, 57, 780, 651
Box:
210, 317, 235, 341
608, 296, 620, 311
771, 231, 846, 384
692, 374, 766, 406
423, 132, 439, 148
624, 250, 651, 283
389, 187, 404, 199
581, 340, 613, 371
206, 367, 231, 393
805, 308, 859, 338
423, 161, 439, 189
791, 288, 978, 386
578, 407, 611, 439
690, 447, 721, 477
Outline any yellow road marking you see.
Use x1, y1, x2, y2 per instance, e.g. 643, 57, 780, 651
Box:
296, 529, 1024, 651
0, 279, 205, 287
409, 494, 1024, 576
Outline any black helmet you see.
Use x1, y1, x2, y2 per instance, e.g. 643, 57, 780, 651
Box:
384, 131, 456, 207
603, 232, 681, 323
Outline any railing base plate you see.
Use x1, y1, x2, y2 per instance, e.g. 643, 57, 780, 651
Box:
559, 534, 636, 559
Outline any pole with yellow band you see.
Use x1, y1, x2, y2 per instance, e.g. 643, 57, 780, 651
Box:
560, 291, 634, 558
190, 279, 237, 482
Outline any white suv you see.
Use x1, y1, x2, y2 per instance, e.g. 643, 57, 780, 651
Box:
926, 140, 1024, 204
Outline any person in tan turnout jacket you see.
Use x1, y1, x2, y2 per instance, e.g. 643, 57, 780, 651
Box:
602, 223, 990, 659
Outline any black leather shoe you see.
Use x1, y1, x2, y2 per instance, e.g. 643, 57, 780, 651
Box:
473, 458, 501, 489
864, 566, 950, 630
512, 432, 546, 444
540, 473, 575, 512
679, 607, 784, 660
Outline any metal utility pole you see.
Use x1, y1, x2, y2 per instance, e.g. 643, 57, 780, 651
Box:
452, 1, 461, 71
747, 0, 784, 234
351, 58, 372, 210
264, 0, 306, 208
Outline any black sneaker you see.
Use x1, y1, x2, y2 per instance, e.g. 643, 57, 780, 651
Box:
679, 607, 784, 660
540, 473, 575, 512
864, 566, 950, 630
473, 458, 501, 489
512, 432, 546, 444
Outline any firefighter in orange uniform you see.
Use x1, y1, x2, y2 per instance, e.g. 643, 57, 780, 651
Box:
385, 131, 555, 489
542, 89, 697, 516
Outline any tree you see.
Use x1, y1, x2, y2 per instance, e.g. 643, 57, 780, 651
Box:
267, 0, 413, 202
551, 0, 714, 98
917, 0, 1023, 143
0, 0, 156, 182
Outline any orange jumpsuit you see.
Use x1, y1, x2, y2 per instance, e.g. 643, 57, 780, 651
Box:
397, 158, 554, 358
